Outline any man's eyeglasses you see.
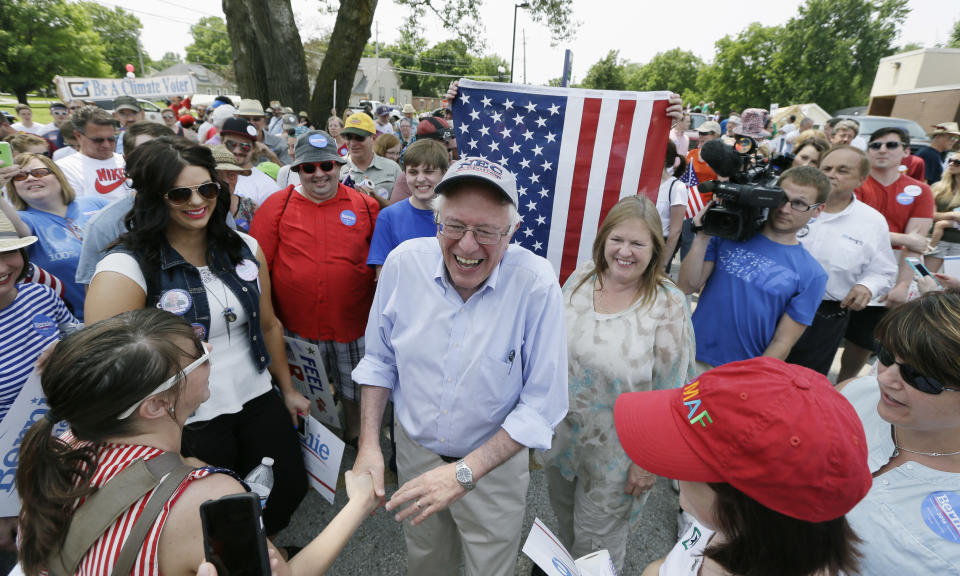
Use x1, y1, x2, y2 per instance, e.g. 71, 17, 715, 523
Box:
165, 182, 220, 205
875, 340, 957, 395
51, 109, 69, 117
79, 132, 117, 144
868, 141, 904, 151
437, 221, 510, 245
13, 167, 53, 181
294, 161, 339, 174
343, 133, 368, 142
117, 342, 211, 419
224, 140, 253, 153
781, 198, 823, 212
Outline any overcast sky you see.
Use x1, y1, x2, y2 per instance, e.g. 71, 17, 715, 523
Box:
106, 0, 959, 86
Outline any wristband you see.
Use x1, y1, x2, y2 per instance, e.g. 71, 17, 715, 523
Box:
690, 222, 704, 234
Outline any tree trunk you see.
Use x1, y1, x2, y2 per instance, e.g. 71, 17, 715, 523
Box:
222, 0, 309, 112
243, 0, 309, 112
310, 0, 377, 123
15, 89, 28, 105
223, 0, 265, 103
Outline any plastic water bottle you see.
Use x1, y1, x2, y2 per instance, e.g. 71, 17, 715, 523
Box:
244, 457, 274, 510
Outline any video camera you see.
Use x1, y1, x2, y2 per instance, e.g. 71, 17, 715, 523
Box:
698, 137, 789, 241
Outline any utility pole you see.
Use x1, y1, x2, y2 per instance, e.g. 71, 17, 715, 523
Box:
522, 29, 527, 84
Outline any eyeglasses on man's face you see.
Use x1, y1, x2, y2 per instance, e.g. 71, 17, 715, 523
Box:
868, 141, 904, 151
436, 221, 510, 245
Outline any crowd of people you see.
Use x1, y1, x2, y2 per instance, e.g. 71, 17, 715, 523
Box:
0, 81, 958, 576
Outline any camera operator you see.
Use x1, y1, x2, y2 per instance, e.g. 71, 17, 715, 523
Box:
785, 146, 898, 376
679, 161, 828, 370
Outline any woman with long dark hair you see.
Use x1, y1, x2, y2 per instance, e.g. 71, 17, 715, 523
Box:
616, 357, 870, 576
84, 137, 310, 537
16, 309, 377, 576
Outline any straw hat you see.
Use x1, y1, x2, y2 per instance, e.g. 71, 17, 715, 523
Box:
0, 211, 37, 252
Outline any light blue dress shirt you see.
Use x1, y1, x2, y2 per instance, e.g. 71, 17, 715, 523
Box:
352, 236, 568, 457
843, 376, 960, 575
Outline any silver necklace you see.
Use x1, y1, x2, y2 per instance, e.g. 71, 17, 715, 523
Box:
200, 269, 237, 341
893, 427, 960, 457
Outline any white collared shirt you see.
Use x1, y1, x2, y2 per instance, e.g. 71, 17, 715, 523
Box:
799, 196, 898, 303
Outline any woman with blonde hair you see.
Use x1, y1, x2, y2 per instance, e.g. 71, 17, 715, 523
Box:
541, 195, 697, 573
925, 152, 960, 272
5, 153, 108, 320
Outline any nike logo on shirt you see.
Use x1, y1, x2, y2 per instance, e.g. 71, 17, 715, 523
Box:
94, 168, 126, 195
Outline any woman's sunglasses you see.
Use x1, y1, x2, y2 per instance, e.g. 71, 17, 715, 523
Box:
165, 182, 220, 205
13, 167, 53, 181
874, 340, 956, 394
294, 161, 338, 174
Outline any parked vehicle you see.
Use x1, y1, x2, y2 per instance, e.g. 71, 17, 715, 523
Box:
89, 98, 165, 124
685, 112, 709, 149
837, 115, 932, 153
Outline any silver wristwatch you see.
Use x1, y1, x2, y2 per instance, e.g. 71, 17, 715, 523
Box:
455, 459, 475, 491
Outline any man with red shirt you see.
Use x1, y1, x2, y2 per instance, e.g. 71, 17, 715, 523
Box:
838, 126, 933, 381
250, 130, 379, 442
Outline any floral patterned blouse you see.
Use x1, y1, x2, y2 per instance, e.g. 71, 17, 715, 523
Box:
541, 260, 697, 529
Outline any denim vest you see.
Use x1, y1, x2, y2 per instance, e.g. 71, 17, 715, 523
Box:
119, 239, 270, 372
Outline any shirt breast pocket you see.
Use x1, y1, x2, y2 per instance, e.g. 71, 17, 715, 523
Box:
473, 353, 520, 420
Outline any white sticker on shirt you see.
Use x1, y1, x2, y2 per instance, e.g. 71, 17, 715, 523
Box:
904, 185, 922, 197
236, 259, 259, 281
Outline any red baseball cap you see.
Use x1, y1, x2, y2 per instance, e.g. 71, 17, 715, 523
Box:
613, 357, 871, 523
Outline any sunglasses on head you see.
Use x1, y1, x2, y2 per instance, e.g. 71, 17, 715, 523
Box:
294, 161, 338, 174
165, 182, 220, 205
868, 141, 903, 151
224, 140, 253, 153
874, 340, 956, 394
13, 167, 53, 181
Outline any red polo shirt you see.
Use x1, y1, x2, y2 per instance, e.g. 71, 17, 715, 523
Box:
250, 183, 379, 342
855, 174, 933, 234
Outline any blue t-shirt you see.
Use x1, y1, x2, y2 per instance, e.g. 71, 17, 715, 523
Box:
0, 283, 77, 420
20, 196, 109, 321
692, 234, 827, 366
366, 199, 436, 266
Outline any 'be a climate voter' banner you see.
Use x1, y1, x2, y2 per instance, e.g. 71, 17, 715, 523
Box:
54, 75, 197, 102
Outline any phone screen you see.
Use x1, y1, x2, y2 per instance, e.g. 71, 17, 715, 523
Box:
0, 142, 12, 168
200, 493, 271, 576
906, 257, 942, 287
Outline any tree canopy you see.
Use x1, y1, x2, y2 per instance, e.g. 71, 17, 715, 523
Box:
80, 2, 144, 77
185, 16, 234, 79
576, 0, 909, 114
0, 0, 109, 102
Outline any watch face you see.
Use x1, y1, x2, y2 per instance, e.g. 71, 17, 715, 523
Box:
456, 466, 472, 484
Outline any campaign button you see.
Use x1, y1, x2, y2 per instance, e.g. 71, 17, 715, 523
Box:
896, 192, 914, 206
340, 210, 357, 226
158, 289, 192, 315
235, 259, 259, 281
922, 491, 960, 543
32, 314, 58, 338
308, 134, 328, 148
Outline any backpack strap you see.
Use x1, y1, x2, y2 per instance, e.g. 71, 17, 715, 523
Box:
113, 458, 193, 575
47, 452, 190, 576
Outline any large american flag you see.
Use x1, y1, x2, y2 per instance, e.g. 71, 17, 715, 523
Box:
451, 80, 671, 282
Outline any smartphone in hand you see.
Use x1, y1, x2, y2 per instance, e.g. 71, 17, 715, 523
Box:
200, 492, 271, 576
905, 257, 943, 288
